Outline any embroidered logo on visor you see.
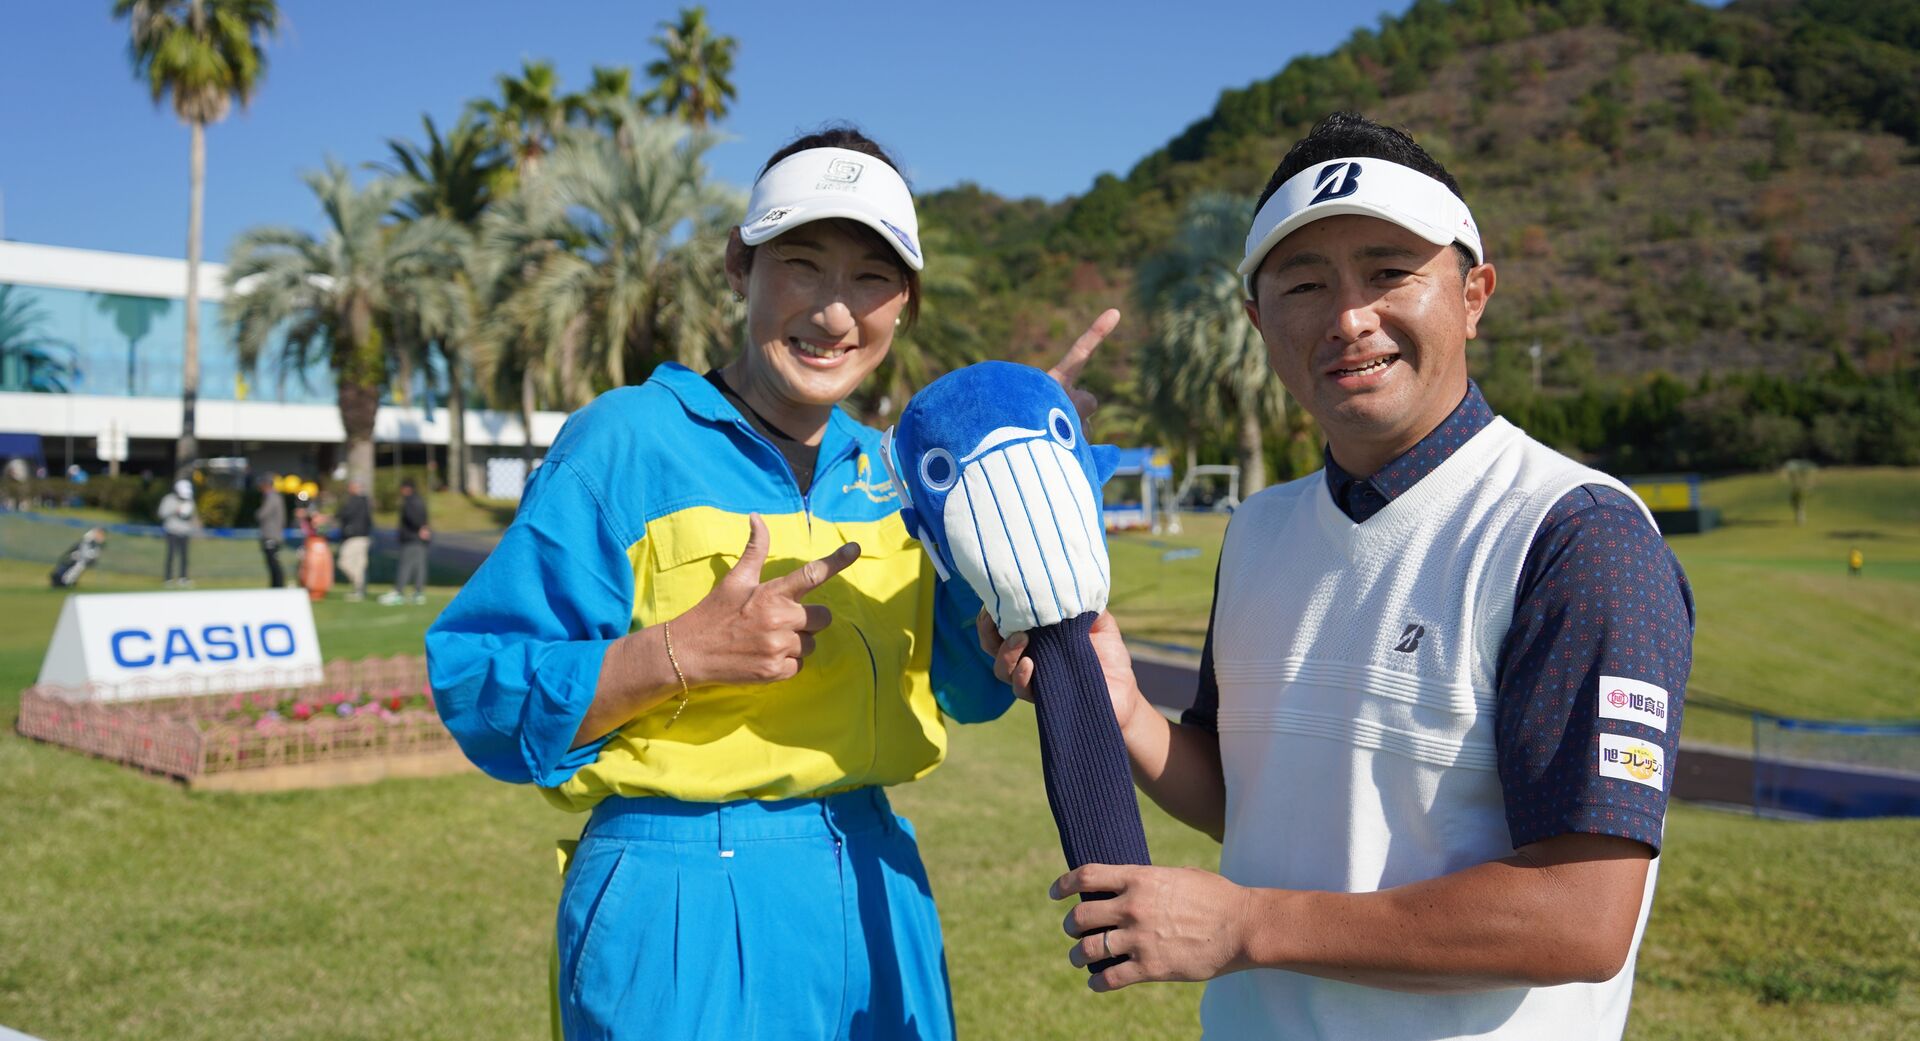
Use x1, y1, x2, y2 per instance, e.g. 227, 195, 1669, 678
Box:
747, 206, 798, 230
880, 219, 920, 259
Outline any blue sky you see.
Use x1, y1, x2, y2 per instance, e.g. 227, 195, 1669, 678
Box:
1, 0, 1411, 260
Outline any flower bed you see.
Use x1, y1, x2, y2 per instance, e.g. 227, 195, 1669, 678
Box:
16, 655, 460, 785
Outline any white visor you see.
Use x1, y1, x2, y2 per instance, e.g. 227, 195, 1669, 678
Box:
1238, 157, 1482, 298
739, 146, 923, 271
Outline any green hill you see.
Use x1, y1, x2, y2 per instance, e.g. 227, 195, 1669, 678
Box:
915, 0, 1920, 477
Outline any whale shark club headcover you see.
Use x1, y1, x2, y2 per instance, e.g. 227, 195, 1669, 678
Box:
882, 361, 1150, 973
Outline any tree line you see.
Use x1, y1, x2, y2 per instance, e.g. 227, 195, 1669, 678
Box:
112, 0, 1920, 502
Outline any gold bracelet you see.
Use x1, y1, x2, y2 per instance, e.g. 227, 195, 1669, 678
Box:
662, 621, 691, 728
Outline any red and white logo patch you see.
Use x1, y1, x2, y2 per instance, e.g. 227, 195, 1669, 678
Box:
1598, 675, 1670, 733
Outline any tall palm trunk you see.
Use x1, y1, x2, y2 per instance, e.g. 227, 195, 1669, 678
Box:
340, 378, 380, 490
339, 298, 381, 488
520, 367, 536, 466
1236, 407, 1267, 497
178, 119, 205, 472
444, 343, 468, 494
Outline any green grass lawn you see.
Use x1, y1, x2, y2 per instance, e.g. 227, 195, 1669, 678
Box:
1104, 468, 1920, 749
35, 487, 520, 536
1665, 467, 1920, 747
2, 468, 1918, 1039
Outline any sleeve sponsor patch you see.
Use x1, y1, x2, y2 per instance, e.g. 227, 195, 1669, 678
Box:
1599, 675, 1671, 733
1598, 733, 1666, 791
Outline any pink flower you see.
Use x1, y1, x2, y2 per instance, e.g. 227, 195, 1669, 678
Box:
292, 703, 313, 721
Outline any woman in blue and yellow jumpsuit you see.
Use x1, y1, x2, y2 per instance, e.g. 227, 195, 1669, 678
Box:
427, 129, 1014, 1040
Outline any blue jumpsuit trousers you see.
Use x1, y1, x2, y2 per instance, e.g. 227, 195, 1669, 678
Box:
556, 788, 956, 1041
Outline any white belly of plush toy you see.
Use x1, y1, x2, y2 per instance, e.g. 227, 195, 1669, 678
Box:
941, 437, 1111, 635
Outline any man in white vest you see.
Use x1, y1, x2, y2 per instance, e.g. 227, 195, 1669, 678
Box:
985, 112, 1693, 1039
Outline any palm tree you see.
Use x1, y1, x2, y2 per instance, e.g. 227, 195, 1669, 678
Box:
384, 115, 508, 492
467, 59, 569, 180
641, 7, 738, 127
1135, 192, 1288, 495
859, 222, 981, 421
94, 293, 173, 397
566, 65, 631, 133
386, 114, 506, 226
0, 286, 79, 393
476, 120, 739, 433
224, 162, 464, 488
113, 0, 280, 471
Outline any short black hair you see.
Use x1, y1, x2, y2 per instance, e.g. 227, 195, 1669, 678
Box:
399, 477, 417, 492
1256, 111, 1465, 212
1253, 112, 1476, 284
743, 123, 920, 329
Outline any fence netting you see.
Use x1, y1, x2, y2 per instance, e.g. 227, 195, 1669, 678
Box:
1752, 714, 1920, 819
2, 510, 274, 581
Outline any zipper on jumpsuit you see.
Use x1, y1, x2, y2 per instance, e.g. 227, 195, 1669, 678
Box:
730, 412, 898, 1035
728, 413, 884, 782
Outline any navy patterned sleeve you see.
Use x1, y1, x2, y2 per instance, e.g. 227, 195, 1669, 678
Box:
1494, 485, 1694, 853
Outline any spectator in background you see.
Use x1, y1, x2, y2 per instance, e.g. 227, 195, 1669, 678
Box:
255, 474, 287, 589
295, 490, 334, 600
333, 478, 374, 602
380, 478, 430, 605
50, 527, 108, 588
157, 478, 197, 588
3, 457, 31, 510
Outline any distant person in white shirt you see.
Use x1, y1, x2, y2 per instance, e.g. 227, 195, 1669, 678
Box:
157, 479, 197, 588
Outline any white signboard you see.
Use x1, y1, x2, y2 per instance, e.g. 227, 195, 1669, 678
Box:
36, 589, 324, 700
95, 428, 128, 462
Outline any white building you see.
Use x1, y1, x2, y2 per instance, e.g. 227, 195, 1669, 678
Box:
0, 240, 565, 495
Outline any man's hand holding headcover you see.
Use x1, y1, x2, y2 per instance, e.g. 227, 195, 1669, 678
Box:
882, 360, 1150, 973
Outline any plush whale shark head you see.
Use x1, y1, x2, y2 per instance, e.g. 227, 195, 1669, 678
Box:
881, 361, 1120, 636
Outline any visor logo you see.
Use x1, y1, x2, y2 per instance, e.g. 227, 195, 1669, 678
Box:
1310, 161, 1363, 204
824, 159, 864, 183
750, 206, 795, 228
880, 219, 920, 259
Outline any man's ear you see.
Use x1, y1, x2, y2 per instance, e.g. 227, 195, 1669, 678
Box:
1462, 262, 1497, 341
724, 228, 750, 298
1243, 296, 1264, 337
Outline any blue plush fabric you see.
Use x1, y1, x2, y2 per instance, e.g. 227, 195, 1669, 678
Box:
885, 362, 1149, 974
882, 361, 1118, 637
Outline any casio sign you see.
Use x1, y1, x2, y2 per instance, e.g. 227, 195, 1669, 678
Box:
109, 622, 300, 668
37, 589, 325, 700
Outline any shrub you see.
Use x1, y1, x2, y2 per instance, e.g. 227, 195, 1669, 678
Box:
196, 488, 246, 529
372, 467, 436, 512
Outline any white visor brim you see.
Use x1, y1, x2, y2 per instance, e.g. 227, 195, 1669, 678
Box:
1238, 157, 1482, 297
739, 146, 923, 271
